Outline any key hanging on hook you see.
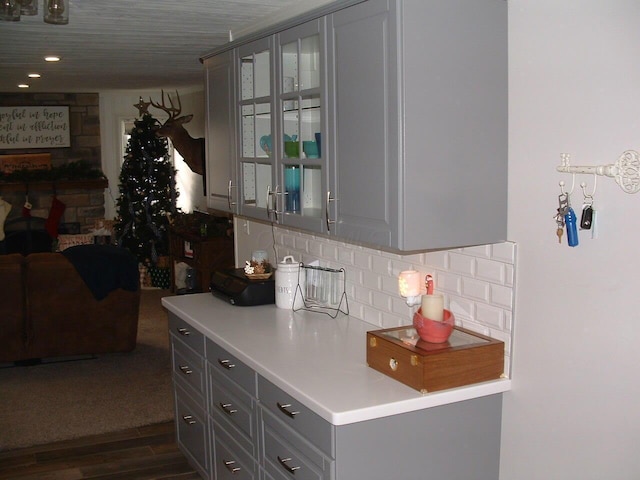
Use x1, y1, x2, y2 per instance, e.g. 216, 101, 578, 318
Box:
579, 175, 598, 238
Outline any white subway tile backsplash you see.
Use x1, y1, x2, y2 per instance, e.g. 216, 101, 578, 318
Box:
476, 258, 506, 284
372, 291, 391, 311
475, 303, 505, 330
371, 255, 391, 275
269, 225, 516, 379
308, 238, 323, 257
362, 271, 380, 291
436, 272, 462, 295
461, 278, 490, 302
449, 252, 476, 276
490, 284, 513, 309
424, 250, 448, 269
448, 295, 475, 320
338, 247, 354, 265
491, 242, 516, 263
353, 250, 371, 270
461, 244, 492, 258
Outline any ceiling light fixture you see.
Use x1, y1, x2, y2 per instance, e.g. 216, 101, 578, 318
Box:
45, 55, 60, 62
18, 84, 29, 88
28, 73, 41, 78
0, 0, 68, 23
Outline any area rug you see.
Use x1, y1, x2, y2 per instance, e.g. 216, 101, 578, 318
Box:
0, 289, 174, 451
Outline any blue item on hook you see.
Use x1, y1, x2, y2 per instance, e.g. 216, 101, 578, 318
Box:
565, 207, 579, 247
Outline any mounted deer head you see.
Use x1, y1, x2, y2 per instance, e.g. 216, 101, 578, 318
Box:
150, 90, 205, 176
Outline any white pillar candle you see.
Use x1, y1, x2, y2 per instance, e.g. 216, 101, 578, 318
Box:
421, 294, 444, 322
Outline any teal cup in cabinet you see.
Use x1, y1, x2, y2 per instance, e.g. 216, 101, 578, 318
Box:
284, 166, 301, 213
303, 141, 319, 158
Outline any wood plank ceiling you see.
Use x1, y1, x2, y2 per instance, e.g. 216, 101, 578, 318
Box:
0, 0, 308, 93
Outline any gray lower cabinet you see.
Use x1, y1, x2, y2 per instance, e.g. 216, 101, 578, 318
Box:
169, 312, 502, 480
169, 314, 211, 479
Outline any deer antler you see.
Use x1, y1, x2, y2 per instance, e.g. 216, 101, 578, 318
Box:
149, 89, 182, 120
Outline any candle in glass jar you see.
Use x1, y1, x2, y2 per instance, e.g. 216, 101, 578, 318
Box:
421, 294, 444, 322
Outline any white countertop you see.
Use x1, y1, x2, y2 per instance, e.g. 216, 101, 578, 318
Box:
162, 293, 511, 426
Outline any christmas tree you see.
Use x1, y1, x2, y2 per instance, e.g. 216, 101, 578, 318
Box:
115, 113, 178, 267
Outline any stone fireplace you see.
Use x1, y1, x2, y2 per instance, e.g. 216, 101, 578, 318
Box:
0, 93, 106, 237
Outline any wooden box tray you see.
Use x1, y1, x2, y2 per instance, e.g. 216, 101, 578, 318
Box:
366, 326, 504, 394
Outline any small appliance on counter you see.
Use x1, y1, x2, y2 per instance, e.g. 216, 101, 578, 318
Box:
210, 268, 275, 306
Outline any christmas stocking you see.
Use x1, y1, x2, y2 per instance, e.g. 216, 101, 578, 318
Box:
45, 196, 66, 238
22, 195, 32, 218
0, 198, 11, 242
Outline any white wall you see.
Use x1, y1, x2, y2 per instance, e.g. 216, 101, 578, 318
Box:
503, 1, 640, 478
99, 88, 206, 219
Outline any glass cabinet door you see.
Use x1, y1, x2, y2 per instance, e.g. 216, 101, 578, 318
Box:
238, 39, 275, 217
278, 19, 326, 230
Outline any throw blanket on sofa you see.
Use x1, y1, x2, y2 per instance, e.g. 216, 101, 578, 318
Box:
62, 244, 139, 300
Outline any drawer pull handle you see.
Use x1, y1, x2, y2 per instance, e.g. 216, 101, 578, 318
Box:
177, 327, 191, 336
218, 358, 236, 370
277, 456, 301, 474
182, 415, 196, 426
277, 402, 300, 418
219, 402, 238, 415
179, 365, 193, 375
223, 459, 241, 474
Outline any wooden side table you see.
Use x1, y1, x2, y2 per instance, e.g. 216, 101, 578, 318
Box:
168, 227, 234, 293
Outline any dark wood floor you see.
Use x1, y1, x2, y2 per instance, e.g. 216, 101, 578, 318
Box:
0, 421, 202, 480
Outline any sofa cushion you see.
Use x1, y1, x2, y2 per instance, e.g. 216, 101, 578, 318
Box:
0, 254, 26, 362
24, 252, 140, 359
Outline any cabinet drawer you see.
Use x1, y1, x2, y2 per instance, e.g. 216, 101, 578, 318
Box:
258, 375, 333, 456
213, 420, 259, 480
206, 338, 257, 395
262, 408, 332, 480
209, 365, 256, 455
169, 313, 205, 355
172, 337, 206, 400
175, 383, 210, 477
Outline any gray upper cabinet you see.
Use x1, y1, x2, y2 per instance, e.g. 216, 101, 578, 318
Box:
327, 0, 507, 251
236, 37, 276, 221
275, 19, 328, 233
205, 51, 237, 214
203, 0, 507, 251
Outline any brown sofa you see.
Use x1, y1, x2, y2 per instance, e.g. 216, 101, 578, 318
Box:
0, 249, 140, 363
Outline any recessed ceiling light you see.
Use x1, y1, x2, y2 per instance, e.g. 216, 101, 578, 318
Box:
28, 73, 41, 78
44, 56, 61, 62
18, 84, 30, 89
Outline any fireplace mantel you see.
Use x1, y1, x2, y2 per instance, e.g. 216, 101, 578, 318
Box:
0, 178, 108, 192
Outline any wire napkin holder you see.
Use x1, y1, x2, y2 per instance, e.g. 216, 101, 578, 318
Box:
293, 263, 349, 318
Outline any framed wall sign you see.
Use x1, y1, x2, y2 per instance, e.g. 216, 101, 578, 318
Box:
0, 106, 71, 149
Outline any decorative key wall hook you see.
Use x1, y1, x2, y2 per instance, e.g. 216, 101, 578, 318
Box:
556, 151, 640, 194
